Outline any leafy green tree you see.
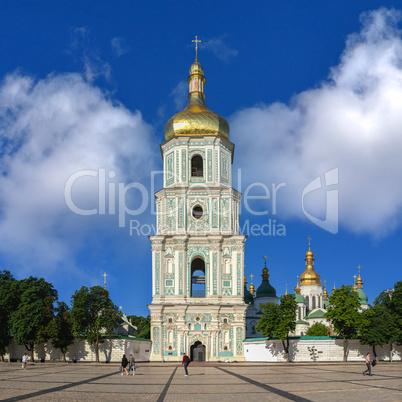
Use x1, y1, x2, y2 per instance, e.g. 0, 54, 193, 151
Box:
9, 277, 58, 362
127, 315, 151, 339
306, 322, 330, 336
389, 281, 402, 344
360, 301, 398, 358
256, 294, 297, 362
325, 285, 370, 362
0, 271, 17, 360
48, 301, 75, 362
70, 286, 121, 362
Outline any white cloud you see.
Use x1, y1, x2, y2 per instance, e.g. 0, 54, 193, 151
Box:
201, 35, 238, 62
69, 27, 112, 83
170, 81, 188, 111
111, 37, 130, 58
231, 8, 402, 237
0, 71, 158, 277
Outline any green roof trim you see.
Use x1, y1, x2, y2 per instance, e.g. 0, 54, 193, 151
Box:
305, 309, 326, 319
296, 319, 309, 325
112, 335, 151, 342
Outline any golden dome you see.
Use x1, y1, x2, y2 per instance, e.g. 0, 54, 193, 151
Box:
299, 238, 321, 286
300, 267, 321, 286
356, 265, 363, 289
189, 60, 204, 76
244, 275, 248, 287
164, 55, 229, 141
295, 280, 301, 294
249, 283, 255, 296
323, 288, 328, 300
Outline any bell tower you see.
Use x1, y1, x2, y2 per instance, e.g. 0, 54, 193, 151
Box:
148, 40, 247, 362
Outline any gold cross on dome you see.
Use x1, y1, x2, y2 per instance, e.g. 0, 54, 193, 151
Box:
250, 273, 254, 284
192, 35, 201, 56
103, 272, 107, 289
358, 265, 361, 275
307, 236, 312, 248
353, 274, 357, 284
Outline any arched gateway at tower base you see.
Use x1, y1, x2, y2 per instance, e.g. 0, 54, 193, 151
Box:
148, 44, 247, 362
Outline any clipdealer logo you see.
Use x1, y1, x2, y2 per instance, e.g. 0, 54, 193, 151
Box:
64, 167, 339, 236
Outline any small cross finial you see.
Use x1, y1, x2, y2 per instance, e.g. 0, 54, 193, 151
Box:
250, 273, 254, 284
103, 272, 107, 289
307, 236, 312, 249
324, 279, 327, 289
358, 265, 361, 275
192, 35, 201, 59
333, 280, 336, 289
263, 254, 267, 268
353, 274, 357, 284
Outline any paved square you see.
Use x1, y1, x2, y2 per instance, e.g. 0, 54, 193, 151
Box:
0, 362, 401, 401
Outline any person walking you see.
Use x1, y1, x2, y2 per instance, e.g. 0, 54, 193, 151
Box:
121, 354, 129, 376
129, 354, 136, 375
22, 353, 28, 370
363, 352, 373, 376
182, 352, 190, 376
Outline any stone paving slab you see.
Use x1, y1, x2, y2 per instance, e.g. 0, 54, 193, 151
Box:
0, 362, 401, 401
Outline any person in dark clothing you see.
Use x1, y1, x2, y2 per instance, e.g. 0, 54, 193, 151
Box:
182, 352, 190, 376
121, 354, 129, 376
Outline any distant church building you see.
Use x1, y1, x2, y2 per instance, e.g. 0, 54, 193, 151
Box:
148, 43, 247, 362
243, 240, 370, 338
244, 257, 279, 338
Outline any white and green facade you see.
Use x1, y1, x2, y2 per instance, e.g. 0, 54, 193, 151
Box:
148, 54, 247, 362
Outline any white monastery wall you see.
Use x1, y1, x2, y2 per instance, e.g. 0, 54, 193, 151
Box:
244, 339, 402, 362
7, 338, 152, 363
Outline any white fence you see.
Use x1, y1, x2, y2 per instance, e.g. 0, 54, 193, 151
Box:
244, 338, 402, 362
6, 338, 152, 363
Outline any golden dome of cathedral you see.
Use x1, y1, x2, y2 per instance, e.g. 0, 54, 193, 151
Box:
299, 238, 321, 286
164, 52, 229, 141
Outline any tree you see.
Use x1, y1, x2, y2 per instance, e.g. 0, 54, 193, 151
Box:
126, 315, 151, 339
9, 277, 58, 362
48, 302, 75, 362
325, 285, 370, 362
389, 281, 402, 344
360, 301, 397, 358
306, 322, 330, 336
70, 286, 121, 363
256, 294, 297, 362
0, 271, 17, 360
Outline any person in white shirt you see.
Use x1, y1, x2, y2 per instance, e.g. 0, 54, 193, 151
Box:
22, 353, 28, 370
363, 352, 373, 376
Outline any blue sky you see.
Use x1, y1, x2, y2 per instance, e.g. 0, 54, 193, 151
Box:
1, 1, 401, 316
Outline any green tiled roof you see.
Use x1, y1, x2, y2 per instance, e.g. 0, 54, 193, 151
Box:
305, 309, 326, 319
357, 288, 369, 305
244, 287, 254, 305
256, 280, 277, 298
295, 293, 306, 303
296, 319, 309, 325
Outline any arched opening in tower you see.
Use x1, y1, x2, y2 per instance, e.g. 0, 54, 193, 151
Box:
191, 258, 205, 297
191, 155, 203, 177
